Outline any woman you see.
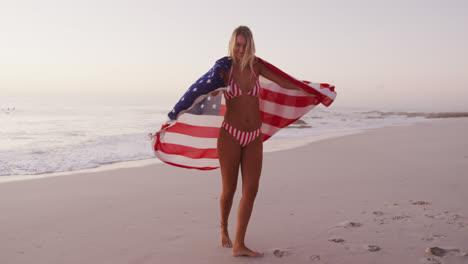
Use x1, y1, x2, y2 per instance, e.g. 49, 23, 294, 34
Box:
217, 26, 317, 257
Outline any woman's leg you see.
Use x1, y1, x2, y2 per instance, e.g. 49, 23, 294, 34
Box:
217, 128, 242, 248
233, 135, 263, 257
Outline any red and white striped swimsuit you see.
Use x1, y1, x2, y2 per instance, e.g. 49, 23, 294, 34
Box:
221, 121, 261, 147
223, 67, 261, 99
221, 68, 262, 147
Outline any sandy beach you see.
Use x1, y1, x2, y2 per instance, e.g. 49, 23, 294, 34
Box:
1, 118, 467, 264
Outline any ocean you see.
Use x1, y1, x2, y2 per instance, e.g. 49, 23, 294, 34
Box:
1, 97, 466, 177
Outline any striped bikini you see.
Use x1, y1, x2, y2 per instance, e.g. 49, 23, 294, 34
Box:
221, 68, 262, 147
223, 67, 261, 99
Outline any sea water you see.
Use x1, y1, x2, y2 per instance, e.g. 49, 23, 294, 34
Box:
0, 96, 462, 177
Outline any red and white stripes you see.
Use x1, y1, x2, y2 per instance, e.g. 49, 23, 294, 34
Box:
223, 68, 261, 99
221, 121, 261, 147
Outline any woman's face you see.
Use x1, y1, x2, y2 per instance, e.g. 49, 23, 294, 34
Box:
234, 35, 247, 60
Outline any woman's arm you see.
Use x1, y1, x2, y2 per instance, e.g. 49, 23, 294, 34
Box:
257, 62, 316, 97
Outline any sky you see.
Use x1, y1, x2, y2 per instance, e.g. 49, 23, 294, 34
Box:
1, 0, 467, 111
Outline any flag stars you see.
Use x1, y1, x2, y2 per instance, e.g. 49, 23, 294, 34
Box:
201, 104, 204, 108
212, 104, 216, 109
193, 88, 197, 92
207, 96, 211, 101
207, 79, 211, 83
181, 97, 184, 101
199, 80, 203, 83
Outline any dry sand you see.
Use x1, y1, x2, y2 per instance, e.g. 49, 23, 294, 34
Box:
1, 118, 467, 264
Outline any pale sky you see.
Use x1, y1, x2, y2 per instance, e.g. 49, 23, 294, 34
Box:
1, 0, 467, 111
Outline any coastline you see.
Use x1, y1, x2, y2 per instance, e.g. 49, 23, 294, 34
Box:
0, 118, 432, 184
1, 118, 467, 263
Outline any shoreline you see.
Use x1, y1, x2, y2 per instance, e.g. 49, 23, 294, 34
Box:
0, 118, 435, 184
4, 106, 467, 180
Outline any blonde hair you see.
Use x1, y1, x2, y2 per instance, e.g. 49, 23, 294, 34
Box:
228, 26, 256, 71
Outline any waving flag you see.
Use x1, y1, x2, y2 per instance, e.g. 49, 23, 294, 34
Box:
151, 57, 336, 170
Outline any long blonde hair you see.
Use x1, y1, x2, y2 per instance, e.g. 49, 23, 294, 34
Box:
228, 26, 256, 71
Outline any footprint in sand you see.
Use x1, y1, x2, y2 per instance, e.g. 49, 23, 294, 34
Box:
343, 221, 361, 228
392, 215, 410, 221
424, 256, 442, 264
328, 221, 362, 234
375, 218, 387, 225
272, 249, 291, 257
328, 237, 345, 243
309, 255, 321, 262
373, 214, 410, 225
411, 200, 430, 205
425, 247, 468, 264
372, 211, 384, 216
425, 247, 461, 257
363, 244, 381, 252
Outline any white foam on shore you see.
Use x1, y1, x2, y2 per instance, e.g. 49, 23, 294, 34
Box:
1, 116, 437, 184
0, 132, 352, 184
3, 103, 442, 177
0, 124, 403, 184
0, 158, 162, 184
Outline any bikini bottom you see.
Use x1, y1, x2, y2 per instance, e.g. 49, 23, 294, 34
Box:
221, 121, 261, 147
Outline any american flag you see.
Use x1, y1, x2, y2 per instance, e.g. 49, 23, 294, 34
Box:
151, 57, 336, 170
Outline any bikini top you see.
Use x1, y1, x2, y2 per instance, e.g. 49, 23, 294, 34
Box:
223, 67, 261, 99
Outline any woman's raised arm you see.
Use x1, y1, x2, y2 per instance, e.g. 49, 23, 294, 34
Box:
257, 62, 316, 97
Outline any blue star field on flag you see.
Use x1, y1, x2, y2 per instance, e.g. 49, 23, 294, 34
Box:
186, 94, 223, 116
168, 57, 232, 120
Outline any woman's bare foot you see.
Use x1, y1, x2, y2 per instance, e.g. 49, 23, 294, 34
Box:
220, 223, 233, 248
232, 244, 263, 257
